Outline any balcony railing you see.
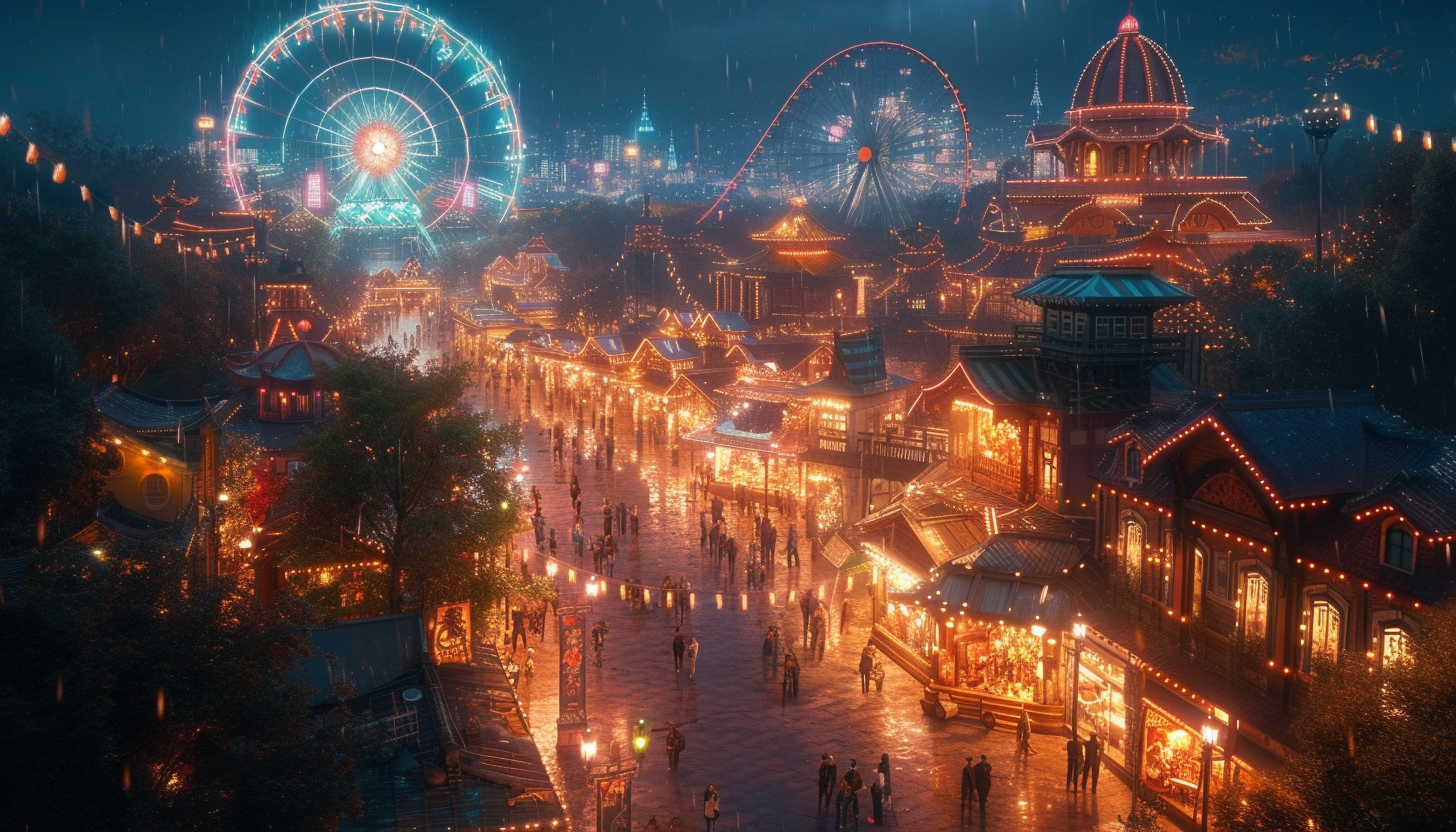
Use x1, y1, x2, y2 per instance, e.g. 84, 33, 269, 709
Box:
1004, 176, 1253, 198
856, 428, 949, 466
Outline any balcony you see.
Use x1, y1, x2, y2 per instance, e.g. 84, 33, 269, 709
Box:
1004, 176, 1253, 199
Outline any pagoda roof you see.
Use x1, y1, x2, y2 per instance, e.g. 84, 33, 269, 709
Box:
749, 202, 847, 244
1028, 118, 1224, 147
735, 247, 856, 278
229, 339, 345, 386
94, 385, 222, 435
1013, 269, 1194, 307
958, 354, 1188, 411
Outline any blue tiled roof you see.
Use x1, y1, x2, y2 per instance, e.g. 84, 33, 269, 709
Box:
1014, 270, 1193, 306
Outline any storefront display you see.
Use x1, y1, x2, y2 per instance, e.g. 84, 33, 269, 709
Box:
1072, 646, 1127, 766
953, 621, 1048, 703
1140, 704, 1224, 817
882, 602, 934, 663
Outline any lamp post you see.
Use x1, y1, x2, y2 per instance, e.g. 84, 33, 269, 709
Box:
1301, 85, 1343, 275
1200, 723, 1220, 832
1071, 622, 1087, 735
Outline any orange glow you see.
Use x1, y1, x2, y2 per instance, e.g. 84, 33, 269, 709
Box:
857, 146, 873, 163
352, 122, 404, 178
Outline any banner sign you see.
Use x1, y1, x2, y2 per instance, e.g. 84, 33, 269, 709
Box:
427, 601, 472, 665
558, 607, 587, 727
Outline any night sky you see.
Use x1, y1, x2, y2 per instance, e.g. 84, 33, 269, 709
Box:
1, 0, 1453, 153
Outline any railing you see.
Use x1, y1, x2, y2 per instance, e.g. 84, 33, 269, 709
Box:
997, 327, 1189, 359
1004, 176, 1253, 198
816, 428, 848, 453
856, 428, 949, 466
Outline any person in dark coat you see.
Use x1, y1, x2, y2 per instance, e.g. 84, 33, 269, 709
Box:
972, 755, 992, 811
960, 756, 975, 815
1065, 733, 1083, 790
673, 628, 686, 673
877, 754, 892, 806
666, 722, 685, 769
725, 536, 737, 582
786, 524, 800, 567
602, 500, 613, 537
836, 760, 863, 829
605, 435, 615, 467
1081, 733, 1103, 792
859, 646, 876, 693
818, 754, 838, 814
868, 770, 884, 825
711, 495, 723, 525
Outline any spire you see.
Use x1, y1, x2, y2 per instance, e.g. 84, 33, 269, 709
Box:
667, 130, 679, 172
1030, 71, 1044, 124
636, 89, 655, 138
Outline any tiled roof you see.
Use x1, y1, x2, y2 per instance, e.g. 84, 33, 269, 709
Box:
1013, 269, 1194, 306
830, 329, 888, 385
229, 339, 344, 384
912, 569, 1079, 629
950, 533, 1086, 579
94, 385, 218, 434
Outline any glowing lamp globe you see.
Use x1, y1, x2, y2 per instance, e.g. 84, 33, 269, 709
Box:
352, 122, 404, 178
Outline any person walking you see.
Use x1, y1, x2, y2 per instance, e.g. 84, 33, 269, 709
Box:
726, 536, 737, 583
1081, 732, 1103, 792
573, 521, 584, 560
868, 768, 884, 825
616, 500, 628, 536
630, 504, 640, 536
818, 754, 838, 814
799, 590, 815, 642
786, 524, 800, 567
972, 755, 992, 812
1017, 707, 1037, 755
837, 760, 864, 829
810, 607, 827, 660
665, 722, 685, 770
1065, 732, 1083, 791
782, 647, 800, 698
699, 510, 709, 550
605, 434, 615, 467
859, 646, 875, 694
686, 635, 699, 680
602, 499, 612, 537
511, 607, 527, 650
711, 494, 723, 525
876, 754, 892, 808
703, 785, 721, 832
960, 756, 976, 816
673, 628, 686, 673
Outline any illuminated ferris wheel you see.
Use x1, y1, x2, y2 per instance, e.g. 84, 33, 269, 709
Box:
225, 2, 523, 231
702, 43, 972, 229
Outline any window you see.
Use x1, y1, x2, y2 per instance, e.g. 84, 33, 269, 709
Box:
1381, 626, 1412, 670
1085, 147, 1100, 177
1095, 317, 1110, 339
1046, 310, 1060, 333
1124, 444, 1142, 479
1383, 526, 1414, 571
1241, 572, 1269, 642
1192, 548, 1205, 619
1111, 317, 1127, 338
1307, 599, 1341, 668
1146, 145, 1162, 175
1123, 520, 1145, 586
1075, 313, 1088, 339
1129, 316, 1147, 338
1114, 146, 1130, 174
140, 473, 170, 510
1159, 530, 1175, 606
1061, 312, 1074, 338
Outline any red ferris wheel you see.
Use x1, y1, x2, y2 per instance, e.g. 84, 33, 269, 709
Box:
701, 43, 972, 230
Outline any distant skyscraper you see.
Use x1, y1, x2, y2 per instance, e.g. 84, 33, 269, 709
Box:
635, 90, 656, 141
667, 131, 678, 172
1030, 71, 1043, 124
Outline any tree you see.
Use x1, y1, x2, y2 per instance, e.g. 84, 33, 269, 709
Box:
0, 543, 358, 831
1215, 604, 1456, 832
285, 348, 519, 613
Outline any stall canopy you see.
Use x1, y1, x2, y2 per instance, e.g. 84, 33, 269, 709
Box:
901, 532, 1087, 629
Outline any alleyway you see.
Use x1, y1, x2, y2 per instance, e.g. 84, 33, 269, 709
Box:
477, 375, 1139, 832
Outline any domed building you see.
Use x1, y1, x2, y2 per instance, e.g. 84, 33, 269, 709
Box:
964, 14, 1305, 311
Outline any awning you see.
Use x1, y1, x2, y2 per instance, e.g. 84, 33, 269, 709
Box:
1143, 679, 1216, 733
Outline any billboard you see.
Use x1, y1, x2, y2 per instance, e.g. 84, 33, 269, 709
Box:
459, 178, 477, 211
304, 170, 326, 211
592, 161, 609, 177
427, 601, 472, 665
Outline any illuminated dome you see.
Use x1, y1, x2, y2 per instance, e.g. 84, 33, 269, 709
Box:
1071, 14, 1187, 110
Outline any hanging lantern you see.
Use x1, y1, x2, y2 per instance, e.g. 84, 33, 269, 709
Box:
1423, 131, 1434, 150
1393, 124, 1404, 143
1451, 138, 1456, 153
153, 233, 162, 245
0, 113, 10, 136
1366, 114, 1377, 133
132, 222, 143, 236
79, 185, 90, 203
25, 143, 39, 164
1341, 103, 1351, 121
52, 162, 67, 184
108, 205, 120, 222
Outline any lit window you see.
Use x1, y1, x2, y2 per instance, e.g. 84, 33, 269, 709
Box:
140, 473, 170, 511
1123, 520, 1144, 586
1383, 526, 1414, 571
1085, 147, 1100, 177
1242, 572, 1269, 642
1125, 444, 1141, 479
1114, 146, 1130, 174
1191, 549, 1205, 619
1307, 599, 1341, 668
1381, 626, 1412, 670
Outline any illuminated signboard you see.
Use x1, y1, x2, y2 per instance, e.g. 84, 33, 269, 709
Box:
592, 161, 609, 177
304, 171, 325, 210
459, 178, 476, 211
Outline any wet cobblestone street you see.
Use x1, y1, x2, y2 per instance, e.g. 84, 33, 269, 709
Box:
482, 383, 1140, 832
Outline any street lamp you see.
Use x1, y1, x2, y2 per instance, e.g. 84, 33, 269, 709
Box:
580, 727, 597, 765
1071, 622, 1087, 736
1301, 85, 1343, 275
1200, 723, 1221, 832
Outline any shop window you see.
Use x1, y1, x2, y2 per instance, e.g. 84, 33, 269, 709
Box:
1241, 571, 1269, 642
1124, 444, 1141, 479
953, 621, 1047, 702
1383, 525, 1414, 572
1123, 520, 1145, 587
1073, 647, 1127, 766
1306, 598, 1342, 669
1380, 625, 1412, 670
140, 473, 170, 511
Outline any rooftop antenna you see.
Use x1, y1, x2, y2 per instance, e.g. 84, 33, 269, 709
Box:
1029, 69, 1043, 124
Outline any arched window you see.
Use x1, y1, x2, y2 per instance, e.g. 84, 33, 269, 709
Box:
1125, 444, 1142, 479
1114, 146, 1130, 174
1380, 625, 1412, 670
1122, 519, 1144, 586
140, 473, 170, 511
1085, 147, 1100, 177
1191, 547, 1206, 620
1146, 145, 1162, 175
1241, 571, 1269, 642
1307, 598, 1342, 668
1383, 525, 1415, 571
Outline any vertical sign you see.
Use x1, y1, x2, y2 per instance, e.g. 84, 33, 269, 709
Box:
304, 171, 325, 210
596, 772, 633, 832
428, 601, 472, 665
558, 607, 587, 729
459, 178, 477, 211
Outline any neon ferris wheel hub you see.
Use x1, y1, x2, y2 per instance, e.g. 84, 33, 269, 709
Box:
224, 1, 523, 231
